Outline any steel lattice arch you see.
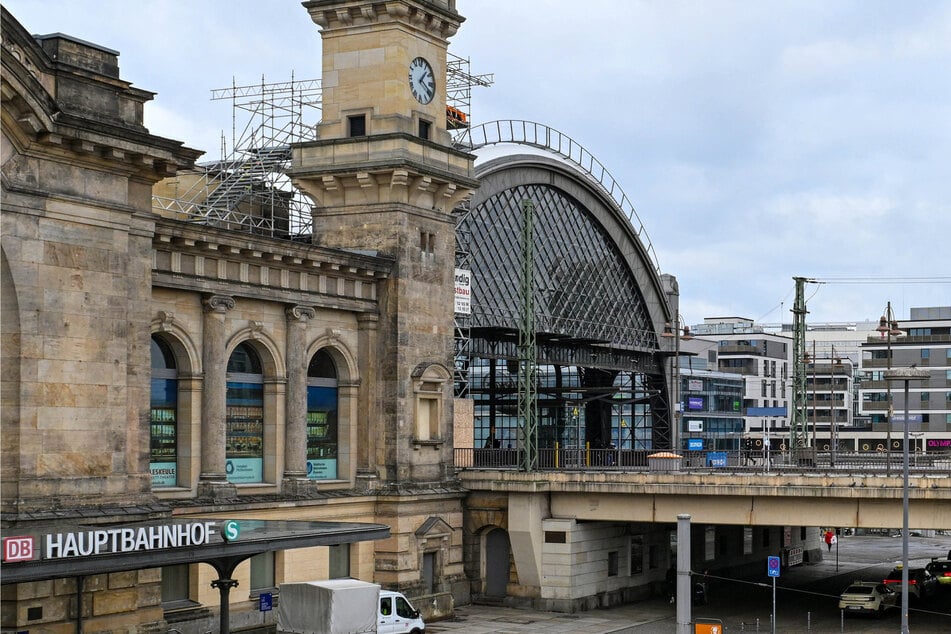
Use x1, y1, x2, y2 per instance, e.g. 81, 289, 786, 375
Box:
454, 121, 676, 454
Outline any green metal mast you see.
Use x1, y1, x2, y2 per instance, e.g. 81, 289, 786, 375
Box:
518, 199, 538, 471
791, 276, 812, 450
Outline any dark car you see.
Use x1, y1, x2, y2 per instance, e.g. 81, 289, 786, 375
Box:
883, 565, 939, 600
925, 559, 951, 587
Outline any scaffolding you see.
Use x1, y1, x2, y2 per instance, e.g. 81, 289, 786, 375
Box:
152, 54, 492, 237
447, 52, 493, 145
152, 75, 321, 238
453, 198, 473, 398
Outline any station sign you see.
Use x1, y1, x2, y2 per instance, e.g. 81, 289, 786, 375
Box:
1, 521, 218, 563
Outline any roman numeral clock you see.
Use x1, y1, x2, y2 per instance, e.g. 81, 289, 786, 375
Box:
409, 56, 436, 104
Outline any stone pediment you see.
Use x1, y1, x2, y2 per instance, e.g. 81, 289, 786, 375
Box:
415, 516, 453, 539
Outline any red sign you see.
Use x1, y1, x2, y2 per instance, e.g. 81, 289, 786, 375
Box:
3, 536, 35, 562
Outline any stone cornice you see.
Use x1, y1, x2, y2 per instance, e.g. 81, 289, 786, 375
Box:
1, 6, 202, 183
152, 216, 392, 310
303, 0, 462, 40
290, 133, 478, 212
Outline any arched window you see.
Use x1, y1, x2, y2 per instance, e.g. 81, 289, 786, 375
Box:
150, 336, 178, 487
226, 343, 264, 483
306, 350, 338, 480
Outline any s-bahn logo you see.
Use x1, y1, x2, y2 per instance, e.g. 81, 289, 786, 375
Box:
3, 536, 35, 562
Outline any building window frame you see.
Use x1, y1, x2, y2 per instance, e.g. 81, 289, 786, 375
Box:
151, 336, 179, 488
226, 342, 265, 484
307, 349, 339, 480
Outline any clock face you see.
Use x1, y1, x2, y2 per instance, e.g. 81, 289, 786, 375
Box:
408, 57, 435, 104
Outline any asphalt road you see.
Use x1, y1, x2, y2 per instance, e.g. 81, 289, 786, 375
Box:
430, 533, 951, 633
685, 532, 951, 633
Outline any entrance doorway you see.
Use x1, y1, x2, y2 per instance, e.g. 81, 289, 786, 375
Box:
484, 528, 510, 597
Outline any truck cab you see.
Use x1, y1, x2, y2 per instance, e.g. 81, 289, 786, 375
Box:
379, 590, 425, 633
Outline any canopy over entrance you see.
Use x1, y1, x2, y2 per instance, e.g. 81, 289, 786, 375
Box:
1, 518, 389, 584
1, 518, 390, 633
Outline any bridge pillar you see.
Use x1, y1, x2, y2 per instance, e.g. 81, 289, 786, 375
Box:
508, 493, 550, 592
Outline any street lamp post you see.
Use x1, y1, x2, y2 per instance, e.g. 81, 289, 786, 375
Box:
884, 366, 928, 634
877, 303, 903, 474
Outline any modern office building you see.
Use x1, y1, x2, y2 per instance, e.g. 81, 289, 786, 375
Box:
803, 352, 854, 450
688, 318, 793, 438
859, 306, 951, 452
678, 367, 745, 453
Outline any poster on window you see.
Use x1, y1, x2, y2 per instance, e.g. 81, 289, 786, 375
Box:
150, 462, 177, 487
226, 457, 263, 483
307, 459, 337, 480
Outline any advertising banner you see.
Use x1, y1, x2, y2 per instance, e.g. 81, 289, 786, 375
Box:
454, 268, 471, 315
307, 459, 338, 480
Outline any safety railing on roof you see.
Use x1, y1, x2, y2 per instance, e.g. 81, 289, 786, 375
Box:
453, 447, 951, 474
453, 120, 663, 277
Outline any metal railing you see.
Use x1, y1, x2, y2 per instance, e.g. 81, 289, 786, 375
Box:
453, 448, 951, 474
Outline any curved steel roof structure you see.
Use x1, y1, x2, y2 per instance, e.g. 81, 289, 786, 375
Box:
455, 121, 676, 452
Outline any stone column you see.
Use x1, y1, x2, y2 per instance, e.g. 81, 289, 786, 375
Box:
355, 312, 380, 490
283, 305, 317, 496
197, 294, 237, 500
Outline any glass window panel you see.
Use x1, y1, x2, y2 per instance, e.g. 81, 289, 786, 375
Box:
250, 551, 274, 591
329, 544, 350, 579
161, 564, 189, 603
226, 343, 264, 483
150, 336, 178, 487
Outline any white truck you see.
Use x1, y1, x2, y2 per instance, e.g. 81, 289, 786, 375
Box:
276, 578, 425, 634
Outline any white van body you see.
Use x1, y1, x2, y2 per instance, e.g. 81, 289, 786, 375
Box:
378, 589, 425, 633
276, 579, 424, 634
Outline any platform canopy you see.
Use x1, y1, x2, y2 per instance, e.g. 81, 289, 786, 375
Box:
1, 518, 390, 585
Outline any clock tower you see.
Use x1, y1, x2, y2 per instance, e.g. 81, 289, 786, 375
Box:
292, 0, 477, 487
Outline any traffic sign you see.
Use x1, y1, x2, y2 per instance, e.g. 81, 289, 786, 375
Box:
767, 555, 781, 577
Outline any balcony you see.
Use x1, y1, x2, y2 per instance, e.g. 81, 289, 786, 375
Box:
718, 344, 763, 355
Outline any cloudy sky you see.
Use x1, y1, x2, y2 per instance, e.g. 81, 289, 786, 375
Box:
6, 0, 949, 326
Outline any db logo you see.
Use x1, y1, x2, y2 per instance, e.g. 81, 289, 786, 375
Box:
3, 536, 35, 562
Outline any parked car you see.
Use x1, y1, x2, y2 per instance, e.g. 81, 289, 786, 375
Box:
883, 565, 939, 600
925, 559, 951, 586
838, 581, 898, 617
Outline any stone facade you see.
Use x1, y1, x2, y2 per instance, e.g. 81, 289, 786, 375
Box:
2, 2, 473, 631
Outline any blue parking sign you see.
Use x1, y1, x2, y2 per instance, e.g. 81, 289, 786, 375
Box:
767, 556, 781, 577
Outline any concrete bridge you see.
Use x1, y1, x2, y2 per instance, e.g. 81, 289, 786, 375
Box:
454, 452, 950, 611
458, 468, 951, 530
